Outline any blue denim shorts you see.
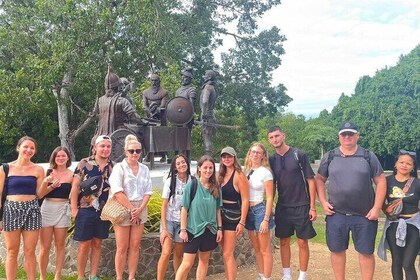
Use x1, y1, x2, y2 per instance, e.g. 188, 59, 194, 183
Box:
160, 220, 182, 243
326, 212, 378, 254
245, 202, 275, 231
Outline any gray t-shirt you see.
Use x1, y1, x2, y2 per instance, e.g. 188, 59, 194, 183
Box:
317, 146, 384, 216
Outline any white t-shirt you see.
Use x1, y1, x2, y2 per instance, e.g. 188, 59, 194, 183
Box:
162, 175, 191, 222
247, 166, 273, 202
109, 159, 153, 201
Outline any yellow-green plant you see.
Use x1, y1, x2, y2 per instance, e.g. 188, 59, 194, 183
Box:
144, 191, 163, 233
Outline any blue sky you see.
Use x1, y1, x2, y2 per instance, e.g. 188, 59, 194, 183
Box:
258, 0, 420, 117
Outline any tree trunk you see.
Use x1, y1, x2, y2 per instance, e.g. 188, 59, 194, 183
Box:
53, 72, 97, 161
52, 72, 76, 160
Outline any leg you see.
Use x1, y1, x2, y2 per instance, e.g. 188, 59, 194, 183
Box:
358, 253, 375, 280
196, 251, 212, 280
53, 227, 69, 280
89, 238, 102, 278
114, 225, 130, 280
386, 223, 404, 280
331, 251, 346, 280
172, 242, 184, 273
401, 224, 419, 280
127, 224, 144, 279
4, 230, 22, 280
222, 230, 238, 280
77, 240, 92, 279
249, 230, 264, 275
157, 232, 174, 280
175, 253, 196, 280
38, 227, 54, 280
297, 238, 310, 272
279, 237, 291, 268
22, 229, 40, 280
257, 231, 273, 278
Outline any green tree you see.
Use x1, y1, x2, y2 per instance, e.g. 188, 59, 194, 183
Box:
0, 0, 289, 161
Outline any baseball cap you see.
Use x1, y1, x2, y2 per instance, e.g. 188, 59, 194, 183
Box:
95, 135, 112, 145
220, 146, 237, 157
339, 122, 358, 135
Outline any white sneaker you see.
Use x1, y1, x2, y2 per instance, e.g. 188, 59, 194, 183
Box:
281, 276, 292, 280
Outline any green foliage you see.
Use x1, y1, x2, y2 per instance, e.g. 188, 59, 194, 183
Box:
144, 191, 163, 233
0, 0, 288, 162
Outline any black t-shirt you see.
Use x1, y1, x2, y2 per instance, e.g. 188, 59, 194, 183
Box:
386, 175, 420, 215
269, 147, 315, 207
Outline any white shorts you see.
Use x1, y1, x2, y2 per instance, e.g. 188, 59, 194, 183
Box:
41, 200, 71, 228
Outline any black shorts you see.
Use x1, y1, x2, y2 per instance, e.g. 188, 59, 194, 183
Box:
275, 204, 316, 240
73, 207, 111, 241
183, 228, 218, 254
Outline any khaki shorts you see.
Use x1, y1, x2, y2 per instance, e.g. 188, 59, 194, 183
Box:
116, 200, 148, 226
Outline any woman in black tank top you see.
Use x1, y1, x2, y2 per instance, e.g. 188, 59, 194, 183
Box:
37, 146, 74, 280
218, 146, 249, 280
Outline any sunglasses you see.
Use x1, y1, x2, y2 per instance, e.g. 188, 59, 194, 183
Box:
340, 132, 356, 137
127, 149, 142, 154
247, 169, 255, 180
399, 149, 416, 156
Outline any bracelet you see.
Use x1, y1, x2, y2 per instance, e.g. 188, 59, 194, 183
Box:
263, 219, 269, 222
310, 209, 316, 211
217, 226, 223, 230
239, 222, 245, 226
180, 229, 187, 232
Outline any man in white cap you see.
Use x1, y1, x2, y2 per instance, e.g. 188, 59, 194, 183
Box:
315, 122, 386, 280
70, 135, 115, 280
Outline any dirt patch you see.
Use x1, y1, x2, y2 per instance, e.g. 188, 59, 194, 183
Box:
207, 241, 406, 280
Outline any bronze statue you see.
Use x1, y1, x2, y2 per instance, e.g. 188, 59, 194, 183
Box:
92, 71, 145, 144
200, 70, 217, 156
175, 67, 196, 129
142, 74, 169, 121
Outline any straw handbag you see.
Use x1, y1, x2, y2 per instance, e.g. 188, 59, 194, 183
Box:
100, 165, 131, 224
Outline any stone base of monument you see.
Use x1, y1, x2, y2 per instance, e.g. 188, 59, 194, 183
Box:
0, 232, 256, 279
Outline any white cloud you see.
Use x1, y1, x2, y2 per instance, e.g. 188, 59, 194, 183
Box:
259, 0, 420, 117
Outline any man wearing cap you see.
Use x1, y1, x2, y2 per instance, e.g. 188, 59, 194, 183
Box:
70, 135, 115, 280
315, 122, 386, 280
267, 126, 317, 280
142, 74, 169, 121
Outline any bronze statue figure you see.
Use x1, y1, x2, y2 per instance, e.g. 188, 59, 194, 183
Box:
92, 70, 145, 144
200, 70, 217, 156
175, 67, 196, 129
142, 74, 169, 121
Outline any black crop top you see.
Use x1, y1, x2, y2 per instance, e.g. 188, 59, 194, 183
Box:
221, 170, 241, 202
6, 176, 37, 195
45, 182, 72, 199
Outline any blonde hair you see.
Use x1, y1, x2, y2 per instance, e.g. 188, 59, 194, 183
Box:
244, 142, 271, 174
124, 134, 141, 150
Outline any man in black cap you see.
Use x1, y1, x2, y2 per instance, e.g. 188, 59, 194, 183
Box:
315, 121, 386, 280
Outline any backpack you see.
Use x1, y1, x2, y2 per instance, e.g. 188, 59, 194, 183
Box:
0, 163, 9, 221
188, 176, 198, 212
292, 148, 309, 199
326, 148, 372, 177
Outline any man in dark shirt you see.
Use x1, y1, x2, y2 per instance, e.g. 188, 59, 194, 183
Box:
315, 122, 386, 280
267, 126, 317, 280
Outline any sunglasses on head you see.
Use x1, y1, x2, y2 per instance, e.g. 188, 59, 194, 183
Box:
399, 149, 416, 156
340, 132, 356, 137
127, 149, 142, 154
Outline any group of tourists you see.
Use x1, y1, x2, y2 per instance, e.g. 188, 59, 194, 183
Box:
0, 121, 419, 280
